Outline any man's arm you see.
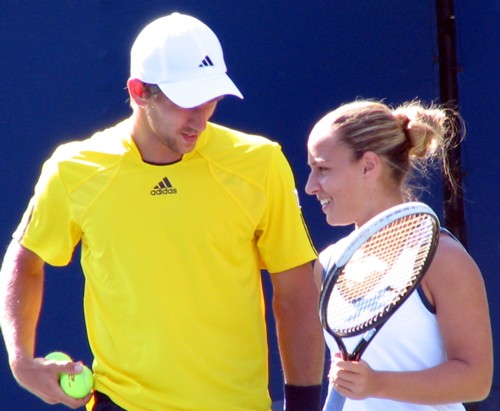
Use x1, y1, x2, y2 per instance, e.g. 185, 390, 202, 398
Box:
0, 239, 89, 408
0, 240, 45, 363
270, 262, 325, 410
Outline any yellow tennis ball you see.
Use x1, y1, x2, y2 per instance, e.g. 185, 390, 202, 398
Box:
45, 351, 72, 362
59, 365, 94, 399
45, 351, 94, 398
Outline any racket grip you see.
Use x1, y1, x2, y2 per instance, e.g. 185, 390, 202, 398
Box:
323, 386, 346, 411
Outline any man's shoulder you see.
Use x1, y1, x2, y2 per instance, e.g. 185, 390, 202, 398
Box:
53, 119, 131, 161
206, 122, 279, 150
43, 120, 131, 189
199, 122, 282, 168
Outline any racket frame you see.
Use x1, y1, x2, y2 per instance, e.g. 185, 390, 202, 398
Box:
319, 202, 440, 361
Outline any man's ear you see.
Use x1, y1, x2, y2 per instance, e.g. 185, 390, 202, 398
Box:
361, 151, 380, 178
127, 78, 147, 106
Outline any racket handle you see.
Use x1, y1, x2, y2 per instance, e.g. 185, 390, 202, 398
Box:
323, 386, 346, 411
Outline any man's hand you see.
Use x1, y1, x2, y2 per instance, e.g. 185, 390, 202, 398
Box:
11, 355, 92, 409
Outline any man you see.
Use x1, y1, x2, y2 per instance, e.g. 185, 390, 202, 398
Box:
0, 13, 324, 411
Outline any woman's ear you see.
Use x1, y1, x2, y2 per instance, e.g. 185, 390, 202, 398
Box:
127, 78, 147, 106
361, 151, 380, 178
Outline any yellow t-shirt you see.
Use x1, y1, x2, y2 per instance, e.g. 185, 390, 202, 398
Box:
16, 120, 317, 411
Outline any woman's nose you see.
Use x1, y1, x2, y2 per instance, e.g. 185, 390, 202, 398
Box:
305, 173, 318, 195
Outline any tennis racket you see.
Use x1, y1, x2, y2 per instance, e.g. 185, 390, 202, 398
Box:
319, 202, 440, 410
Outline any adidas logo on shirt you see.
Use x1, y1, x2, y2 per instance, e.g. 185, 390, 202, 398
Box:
199, 55, 214, 67
151, 177, 177, 196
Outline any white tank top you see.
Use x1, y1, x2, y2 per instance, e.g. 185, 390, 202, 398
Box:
320, 242, 465, 411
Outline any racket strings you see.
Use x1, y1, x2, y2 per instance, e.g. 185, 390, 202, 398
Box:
326, 214, 437, 336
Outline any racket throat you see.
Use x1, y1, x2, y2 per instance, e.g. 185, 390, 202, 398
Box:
349, 328, 377, 361
362, 328, 376, 342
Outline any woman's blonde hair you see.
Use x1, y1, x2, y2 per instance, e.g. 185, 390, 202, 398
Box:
322, 99, 461, 200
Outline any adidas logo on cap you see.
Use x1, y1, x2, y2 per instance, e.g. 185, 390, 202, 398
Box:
199, 55, 214, 67
151, 177, 177, 196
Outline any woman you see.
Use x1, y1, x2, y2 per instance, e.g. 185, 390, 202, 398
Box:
305, 100, 493, 410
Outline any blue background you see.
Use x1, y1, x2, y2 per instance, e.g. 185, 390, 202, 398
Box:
0, 1, 498, 409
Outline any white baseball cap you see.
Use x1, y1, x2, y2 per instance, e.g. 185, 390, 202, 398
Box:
130, 13, 243, 108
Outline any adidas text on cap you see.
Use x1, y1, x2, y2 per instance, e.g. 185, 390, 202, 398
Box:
130, 13, 243, 109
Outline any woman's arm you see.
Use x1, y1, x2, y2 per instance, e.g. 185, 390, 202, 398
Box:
330, 233, 493, 404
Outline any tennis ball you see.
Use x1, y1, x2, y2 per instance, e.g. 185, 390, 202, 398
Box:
45, 351, 72, 362
59, 365, 94, 399
45, 351, 94, 398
